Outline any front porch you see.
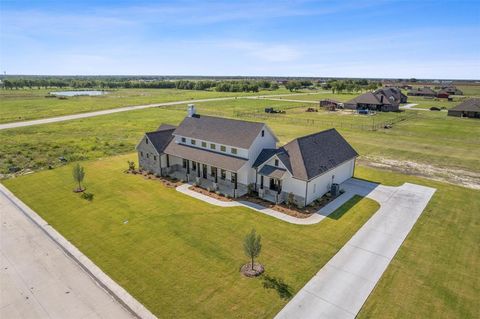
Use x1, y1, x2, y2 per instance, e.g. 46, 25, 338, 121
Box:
163, 162, 247, 198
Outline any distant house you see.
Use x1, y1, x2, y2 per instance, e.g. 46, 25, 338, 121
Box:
375, 87, 408, 104
344, 92, 399, 112
320, 99, 342, 110
447, 98, 480, 118
136, 105, 358, 207
407, 87, 437, 97
437, 86, 463, 97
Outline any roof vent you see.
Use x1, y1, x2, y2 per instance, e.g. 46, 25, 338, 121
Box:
187, 104, 196, 117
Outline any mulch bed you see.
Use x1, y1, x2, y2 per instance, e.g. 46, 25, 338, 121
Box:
188, 185, 232, 202
125, 170, 183, 188
240, 263, 264, 277
240, 193, 339, 219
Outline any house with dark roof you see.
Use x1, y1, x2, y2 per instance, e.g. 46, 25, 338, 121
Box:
375, 87, 408, 104
344, 91, 399, 112
447, 98, 480, 118
136, 105, 358, 207
407, 86, 437, 97
437, 86, 464, 98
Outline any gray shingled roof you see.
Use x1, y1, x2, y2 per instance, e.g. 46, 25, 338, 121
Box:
163, 141, 247, 171
253, 149, 278, 168
173, 115, 266, 149
448, 98, 480, 112
145, 125, 176, 153
258, 165, 286, 179
253, 128, 358, 181
283, 129, 358, 180
346, 92, 392, 106
375, 87, 405, 104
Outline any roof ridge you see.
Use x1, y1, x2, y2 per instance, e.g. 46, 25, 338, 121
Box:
196, 114, 265, 126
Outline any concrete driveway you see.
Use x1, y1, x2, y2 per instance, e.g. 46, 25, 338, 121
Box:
275, 179, 436, 319
0, 188, 136, 318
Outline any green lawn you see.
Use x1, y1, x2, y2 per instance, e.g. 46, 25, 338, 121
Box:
0, 87, 303, 124
355, 166, 479, 319
1, 155, 379, 318
2, 99, 479, 180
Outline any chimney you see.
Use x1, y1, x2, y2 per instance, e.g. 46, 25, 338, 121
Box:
187, 104, 196, 117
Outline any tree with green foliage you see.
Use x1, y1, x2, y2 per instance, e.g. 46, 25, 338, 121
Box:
285, 80, 302, 92
244, 229, 262, 270
72, 163, 85, 192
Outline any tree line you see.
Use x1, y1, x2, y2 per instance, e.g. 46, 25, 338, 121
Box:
0, 78, 280, 93
322, 79, 380, 94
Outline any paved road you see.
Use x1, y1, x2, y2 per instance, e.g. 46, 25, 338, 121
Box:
0, 97, 236, 130
246, 96, 320, 104
0, 92, 324, 131
275, 179, 436, 319
0, 187, 135, 318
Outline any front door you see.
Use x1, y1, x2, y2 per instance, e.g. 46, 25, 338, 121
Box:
269, 178, 282, 193
202, 164, 207, 179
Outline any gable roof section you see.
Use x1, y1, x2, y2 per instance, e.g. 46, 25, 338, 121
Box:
173, 115, 267, 149
375, 87, 405, 104
346, 92, 392, 106
281, 129, 358, 180
138, 124, 176, 153
449, 98, 480, 112
258, 165, 287, 179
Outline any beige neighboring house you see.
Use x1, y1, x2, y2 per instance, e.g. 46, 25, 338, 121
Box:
136, 105, 358, 207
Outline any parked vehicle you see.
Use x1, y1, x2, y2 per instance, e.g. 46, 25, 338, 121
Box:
265, 107, 286, 114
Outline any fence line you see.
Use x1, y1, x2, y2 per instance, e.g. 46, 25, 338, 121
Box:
161, 104, 417, 131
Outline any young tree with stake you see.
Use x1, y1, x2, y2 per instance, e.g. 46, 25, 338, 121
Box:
244, 229, 262, 270
72, 163, 85, 192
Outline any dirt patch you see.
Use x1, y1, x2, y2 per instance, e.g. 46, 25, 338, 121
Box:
360, 157, 480, 190
188, 185, 232, 202
240, 193, 338, 219
240, 263, 264, 277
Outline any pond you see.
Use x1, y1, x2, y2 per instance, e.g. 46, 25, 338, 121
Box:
50, 90, 107, 97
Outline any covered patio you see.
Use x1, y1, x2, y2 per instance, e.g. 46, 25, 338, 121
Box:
162, 142, 250, 197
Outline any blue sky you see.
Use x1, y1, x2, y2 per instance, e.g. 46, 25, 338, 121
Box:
1, 0, 479, 79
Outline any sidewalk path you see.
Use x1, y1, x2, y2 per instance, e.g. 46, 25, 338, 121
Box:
275, 179, 436, 319
0, 184, 156, 319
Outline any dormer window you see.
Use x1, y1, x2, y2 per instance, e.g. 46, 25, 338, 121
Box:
231, 148, 237, 155
181, 137, 186, 143
191, 139, 196, 145
202, 141, 207, 147
220, 145, 226, 152
210, 143, 216, 150
275, 159, 279, 166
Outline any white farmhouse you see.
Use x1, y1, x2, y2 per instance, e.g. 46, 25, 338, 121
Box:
136, 105, 358, 207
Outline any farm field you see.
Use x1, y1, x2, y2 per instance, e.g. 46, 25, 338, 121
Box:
0, 87, 301, 124
1, 155, 379, 318
2, 98, 479, 188
2, 155, 478, 318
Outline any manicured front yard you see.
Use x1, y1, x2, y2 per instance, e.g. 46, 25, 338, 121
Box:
2, 155, 379, 318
